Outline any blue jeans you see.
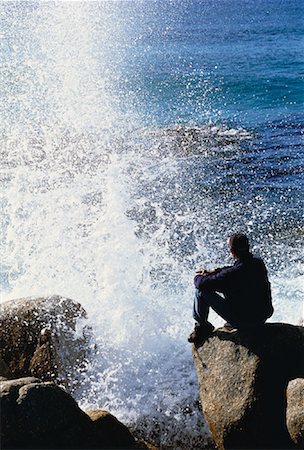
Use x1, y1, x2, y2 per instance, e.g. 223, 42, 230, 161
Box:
193, 288, 239, 327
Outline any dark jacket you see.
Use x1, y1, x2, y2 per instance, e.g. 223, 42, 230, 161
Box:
194, 253, 274, 324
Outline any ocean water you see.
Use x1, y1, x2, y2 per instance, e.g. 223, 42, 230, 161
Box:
1, 1, 303, 447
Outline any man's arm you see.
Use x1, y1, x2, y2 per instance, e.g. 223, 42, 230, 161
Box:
195, 268, 221, 276
194, 265, 235, 292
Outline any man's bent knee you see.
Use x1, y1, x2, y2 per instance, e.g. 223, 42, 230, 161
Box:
196, 288, 218, 304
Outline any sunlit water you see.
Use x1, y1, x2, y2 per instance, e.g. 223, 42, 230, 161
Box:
1, 1, 303, 448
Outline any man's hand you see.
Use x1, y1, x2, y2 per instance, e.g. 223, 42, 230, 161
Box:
195, 268, 217, 276
195, 269, 211, 276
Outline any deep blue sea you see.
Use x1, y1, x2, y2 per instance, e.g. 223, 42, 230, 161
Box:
0, 1, 303, 447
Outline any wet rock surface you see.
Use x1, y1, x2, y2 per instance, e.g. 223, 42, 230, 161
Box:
0, 295, 93, 393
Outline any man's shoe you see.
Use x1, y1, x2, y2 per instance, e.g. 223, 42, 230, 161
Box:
188, 323, 215, 344
224, 322, 236, 331
187, 326, 200, 343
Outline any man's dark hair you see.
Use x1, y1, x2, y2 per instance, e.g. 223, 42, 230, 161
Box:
228, 233, 250, 258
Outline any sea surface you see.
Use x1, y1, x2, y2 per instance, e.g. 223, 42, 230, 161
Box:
1, 1, 303, 447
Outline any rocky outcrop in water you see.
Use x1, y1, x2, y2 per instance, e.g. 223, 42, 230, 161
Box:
0, 297, 157, 449
193, 323, 304, 450
0, 376, 150, 449
0, 296, 93, 393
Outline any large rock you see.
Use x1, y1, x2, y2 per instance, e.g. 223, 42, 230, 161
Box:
0, 295, 93, 393
193, 323, 304, 450
0, 377, 92, 448
0, 377, 143, 449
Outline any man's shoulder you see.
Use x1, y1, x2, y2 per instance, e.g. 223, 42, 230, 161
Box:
219, 264, 239, 275
235, 254, 266, 272
252, 253, 262, 260
251, 254, 266, 265
241, 253, 265, 264
249, 255, 269, 276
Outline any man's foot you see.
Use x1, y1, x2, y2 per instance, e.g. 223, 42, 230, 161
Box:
188, 323, 215, 344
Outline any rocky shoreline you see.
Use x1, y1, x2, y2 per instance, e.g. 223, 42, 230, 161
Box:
1, 295, 303, 449
0, 296, 158, 449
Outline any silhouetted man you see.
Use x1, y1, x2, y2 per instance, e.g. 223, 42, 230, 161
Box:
188, 233, 274, 344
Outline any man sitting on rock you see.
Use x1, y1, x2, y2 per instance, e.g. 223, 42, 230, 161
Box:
188, 232, 274, 344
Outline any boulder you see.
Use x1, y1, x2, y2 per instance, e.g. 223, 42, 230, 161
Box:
84, 410, 158, 449
1, 376, 42, 446
193, 323, 304, 450
1, 377, 93, 448
85, 410, 136, 448
0, 377, 144, 449
287, 378, 304, 449
0, 295, 93, 393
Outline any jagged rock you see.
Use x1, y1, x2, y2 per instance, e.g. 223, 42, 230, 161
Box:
193, 323, 304, 450
0, 295, 93, 393
287, 378, 304, 449
0, 377, 144, 449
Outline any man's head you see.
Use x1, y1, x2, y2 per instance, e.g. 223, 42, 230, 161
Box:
228, 232, 250, 259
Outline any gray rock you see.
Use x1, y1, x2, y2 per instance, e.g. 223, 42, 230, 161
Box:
0, 295, 93, 393
287, 378, 304, 449
193, 323, 304, 449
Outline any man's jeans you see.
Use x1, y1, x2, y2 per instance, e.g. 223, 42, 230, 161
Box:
193, 288, 238, 327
